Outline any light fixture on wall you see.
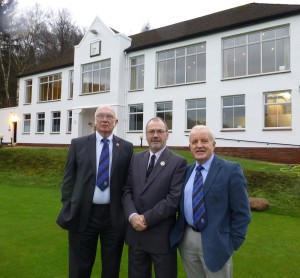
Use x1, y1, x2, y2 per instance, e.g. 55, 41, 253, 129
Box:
90, 29, 98, 35
10, 112, 18, 123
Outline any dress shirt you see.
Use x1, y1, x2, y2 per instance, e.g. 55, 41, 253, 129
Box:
93, 132, 113, 204
184, 154, 214, 226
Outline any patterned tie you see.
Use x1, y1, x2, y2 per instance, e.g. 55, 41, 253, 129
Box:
146, 154, 156, 181
97, 138, 109, 191
192, 165, 207, 231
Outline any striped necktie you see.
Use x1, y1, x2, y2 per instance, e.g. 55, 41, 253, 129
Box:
192, 165, 207, 231
146, 154, 156, 181
97, 138, 109, 191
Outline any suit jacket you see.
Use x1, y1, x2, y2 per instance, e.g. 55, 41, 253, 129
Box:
123, 148, 187, 253
170, 155, 251, 272
56, 133, 133, 232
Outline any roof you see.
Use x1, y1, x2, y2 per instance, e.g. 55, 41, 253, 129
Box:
18, 50, 75, 78
19, 3, 300, 77
126, 3, 300, 52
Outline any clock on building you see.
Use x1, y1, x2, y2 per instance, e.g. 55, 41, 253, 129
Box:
90, 41, 101, 57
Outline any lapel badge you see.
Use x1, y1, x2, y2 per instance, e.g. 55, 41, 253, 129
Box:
160, 161, 165, 166
116, 142, 120, 147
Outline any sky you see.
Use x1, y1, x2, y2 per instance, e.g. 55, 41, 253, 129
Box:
17, 0, 300, 35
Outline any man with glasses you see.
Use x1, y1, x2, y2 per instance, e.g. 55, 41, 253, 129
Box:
57, 105, 133, 278
123, 117, 187, 278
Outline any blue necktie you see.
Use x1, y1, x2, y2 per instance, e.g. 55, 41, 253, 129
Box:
145, 154, 156, 181
192, 165, 207, 231
97, 138, 109, 191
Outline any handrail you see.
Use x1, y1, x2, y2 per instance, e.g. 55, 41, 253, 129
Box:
215, 137, 300, 148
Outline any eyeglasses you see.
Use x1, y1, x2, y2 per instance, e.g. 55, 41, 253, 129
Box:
146, 129, 167, 136
95, 114, 115, 120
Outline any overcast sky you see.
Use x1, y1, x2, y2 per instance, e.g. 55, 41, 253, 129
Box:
17, 0, 300, 35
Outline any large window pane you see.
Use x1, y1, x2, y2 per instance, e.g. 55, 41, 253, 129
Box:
157, 43, 206, 87
223, 25, 290, 78
264, 91, 291, 128
82, 60, 111, 94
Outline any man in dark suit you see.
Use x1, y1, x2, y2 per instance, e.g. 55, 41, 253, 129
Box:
57, 105, 133, 278
170, 125, 251, 278
123, 117, 187, 278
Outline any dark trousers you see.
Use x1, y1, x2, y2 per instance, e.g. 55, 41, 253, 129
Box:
68, 204, 125, 278
128, 246, 177, 278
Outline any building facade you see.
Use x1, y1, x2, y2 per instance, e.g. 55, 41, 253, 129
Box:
1, 3, 300, 163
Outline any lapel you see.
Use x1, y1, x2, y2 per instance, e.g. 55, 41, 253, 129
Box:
203, 155, 221, 195
142, 148, 170, 192
87, 133, 97, 178
111, 135, 121, 177
140, 151, 150, 190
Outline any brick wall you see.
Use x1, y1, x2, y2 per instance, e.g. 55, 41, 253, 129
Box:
215, 147, 300, 165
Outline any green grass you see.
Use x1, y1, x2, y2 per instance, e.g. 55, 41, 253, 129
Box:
0, 147, 300, 277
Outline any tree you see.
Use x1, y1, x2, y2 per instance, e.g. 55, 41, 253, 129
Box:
141, 21, 151, 32
0, 2, 84, 107
0, 0, 17, 106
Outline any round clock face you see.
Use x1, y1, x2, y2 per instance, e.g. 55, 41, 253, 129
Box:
90, 42, 100, 56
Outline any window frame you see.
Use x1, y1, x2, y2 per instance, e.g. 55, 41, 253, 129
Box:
39, 73, 62, 102
156, 43, 206, 87
222, 95, 246, 129
23, 114, 31, 133
36, 112, 45, 133
130, 55, 145, 91
263, 90, 292, 129
81, 59, 111, 94
51, 111, 61, 133
24, 79, 32, 104
186, 98, 206, 130
69, 70, 74, 99
67, 110, 72, 133
155, 101, 173, 130
222, 25, 290, 79
128, 104, 144, 131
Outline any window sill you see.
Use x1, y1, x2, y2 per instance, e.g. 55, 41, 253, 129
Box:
263, 127, 292, 131
221, 128, 245, 132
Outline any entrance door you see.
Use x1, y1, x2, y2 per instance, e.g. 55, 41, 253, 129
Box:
13, 122, 17, 143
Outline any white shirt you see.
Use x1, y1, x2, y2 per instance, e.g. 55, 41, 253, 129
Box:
92, 132, 113, 204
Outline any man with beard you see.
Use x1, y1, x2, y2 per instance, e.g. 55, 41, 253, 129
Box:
123, 117, 187, 278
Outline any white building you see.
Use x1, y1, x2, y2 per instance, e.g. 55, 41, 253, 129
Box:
1, 3, 300, 163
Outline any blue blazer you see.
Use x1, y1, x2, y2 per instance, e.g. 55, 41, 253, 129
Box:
170, 155, 251, 272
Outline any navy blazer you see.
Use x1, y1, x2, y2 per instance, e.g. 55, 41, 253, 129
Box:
170, 155, 251, 272
56, 133, 133, 232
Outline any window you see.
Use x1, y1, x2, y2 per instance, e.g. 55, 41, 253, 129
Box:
223, 25, 290, 78
155, 102, 172, 130
51, 111, 61, 133
36, 113, 45, 133
69, 70, 74, 99
67, 110, 72, 133
129, 104, 143, 131
23, 114, 31, 133
222, 95, 245, 129
264, 91, 291, 128
82, 59, 111, 94
186, 99, 206, 129
130, 56, 144, 91
157, 43, 206, 87
25, 80, 32, 104
39, 73, 62, 101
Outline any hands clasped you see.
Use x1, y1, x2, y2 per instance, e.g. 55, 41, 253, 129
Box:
130, 214, 147, 232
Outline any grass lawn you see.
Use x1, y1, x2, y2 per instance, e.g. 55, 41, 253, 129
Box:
0, 147, 300, 277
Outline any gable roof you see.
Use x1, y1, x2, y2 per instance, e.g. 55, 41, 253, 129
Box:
126, 3, 300, 52
18, 3, 300, 77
